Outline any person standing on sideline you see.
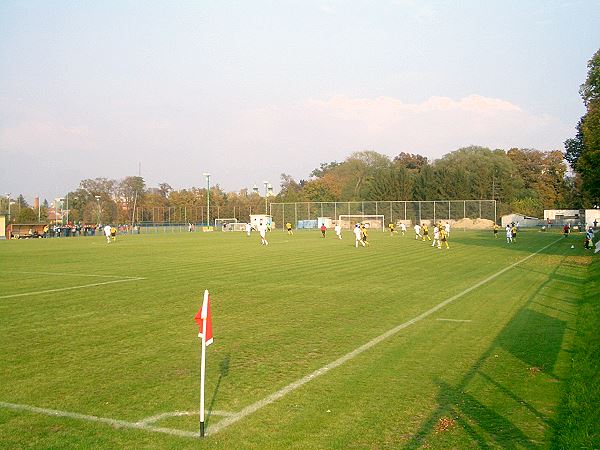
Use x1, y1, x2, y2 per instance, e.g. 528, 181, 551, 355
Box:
354, 224, 365, 247
506, 224, 513, 243
334, 223, 342, 239
286, 222, 293, 235
320, 223, 327, 238
259, 221, 268, 245
104, 224, 112, 243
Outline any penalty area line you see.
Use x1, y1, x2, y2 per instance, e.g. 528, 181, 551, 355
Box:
0, 277, 146, 299
207, 237, 562, 436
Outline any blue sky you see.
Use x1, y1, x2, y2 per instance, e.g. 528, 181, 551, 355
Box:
1, 0, 599, 202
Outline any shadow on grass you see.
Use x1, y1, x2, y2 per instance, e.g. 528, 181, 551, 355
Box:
403, 246, 577, 449
206, 354, 230, 428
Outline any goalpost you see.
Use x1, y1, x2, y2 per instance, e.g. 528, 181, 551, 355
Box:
224, 223, 248, 232
215, 218, 237, 231
338, 215, 385, 232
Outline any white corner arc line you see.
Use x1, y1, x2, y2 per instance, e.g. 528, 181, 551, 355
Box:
0, 277, 145, 299
0, 402, 199, 438
137, 410, 235, 426
208, 237, 562, 436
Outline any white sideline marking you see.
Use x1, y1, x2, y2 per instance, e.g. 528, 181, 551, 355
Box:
208, 237, 562, 436
436, 318, 472, 322
0, 401, 199, 438
0, 277, 145, 299
4, 271, 142, 279
137, 410, 234, 425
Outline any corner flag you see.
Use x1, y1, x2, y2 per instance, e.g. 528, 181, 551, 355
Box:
195, 289, 213, 437
195, 290, 213, 345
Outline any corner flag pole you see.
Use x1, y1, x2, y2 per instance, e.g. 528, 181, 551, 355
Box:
200, 305, 206, 437
195, 289, 213, 438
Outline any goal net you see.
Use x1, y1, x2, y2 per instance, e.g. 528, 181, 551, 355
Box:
338, 215, 385, 232
224, 222, 248, 232
215, 218, 237, 230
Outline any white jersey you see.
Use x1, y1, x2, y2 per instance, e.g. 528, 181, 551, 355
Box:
444, 223, 450, 234
506, 226, 512, 238
400, 223, 406, 232
353, 226, 362, 240
259, 224, 267, 237
414, 224, 421, 235
104, 225, 111, 237
335, 225, 341, 235
433, 226, 440, 239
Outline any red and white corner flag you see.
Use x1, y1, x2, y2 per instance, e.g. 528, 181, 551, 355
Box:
195, 290, 213, 346
194, 289, 213, 437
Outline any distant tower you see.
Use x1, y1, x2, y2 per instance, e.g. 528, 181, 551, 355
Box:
34, 197, 40, 210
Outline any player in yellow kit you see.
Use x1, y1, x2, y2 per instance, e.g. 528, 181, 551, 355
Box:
439, 227, 449, 249
286, 222, 293, 235
422, 224, 431, 241
360, 224, 370, 246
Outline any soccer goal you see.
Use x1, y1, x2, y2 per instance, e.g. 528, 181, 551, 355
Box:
224, 222, 248, 232
215, 218, 237, 231
338, 215, 385, 232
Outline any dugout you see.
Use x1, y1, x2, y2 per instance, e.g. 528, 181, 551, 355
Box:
6, 223, 46, 239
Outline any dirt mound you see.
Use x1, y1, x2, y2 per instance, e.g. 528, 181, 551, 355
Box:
452, 218, 495, 230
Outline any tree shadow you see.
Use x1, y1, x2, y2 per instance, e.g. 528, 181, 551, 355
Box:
403, 251, 575, 448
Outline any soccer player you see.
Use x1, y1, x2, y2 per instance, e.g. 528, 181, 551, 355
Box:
259, 221, 268, 245
320, 223, 327, 238
400, 223, 406, 236
506, 224, 513, 243
334, 223, 342, 239
511, 224, 517, 242
286, 222, 293, 235
103, 224, 112, 243
563, 224, 569, 238
389, 223, 397, 236
439, 227, 449, 249
110, 225, 117, 242
432, 225, 440, 248
444, 222, 451, 237
422, 224, 431, 241
361, 224, 370, 246
414, 223, 421, 240
354, 224, 364, 247
493, 223, 499, 238
245, 222, 252, 237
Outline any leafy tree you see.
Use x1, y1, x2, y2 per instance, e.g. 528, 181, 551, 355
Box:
15, 207, 37, 223
365, 166, 413, 200
565, 48, 600, 205
393, 152, 428, 171
278, 174, 303, 202
310, 161, 340, 178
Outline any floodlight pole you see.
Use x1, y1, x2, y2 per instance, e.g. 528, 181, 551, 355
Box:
263, 181, 269, 215
5, 193, 10, 222
203, 173, 211, 227
95, 195, 101, 225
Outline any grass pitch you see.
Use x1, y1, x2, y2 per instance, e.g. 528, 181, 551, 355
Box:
0, 228, 593, 448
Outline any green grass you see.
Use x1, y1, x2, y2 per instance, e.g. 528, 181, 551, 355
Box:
0, 228, 595, 449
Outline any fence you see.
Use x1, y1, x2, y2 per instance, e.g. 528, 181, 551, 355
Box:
269, 200, 497, 229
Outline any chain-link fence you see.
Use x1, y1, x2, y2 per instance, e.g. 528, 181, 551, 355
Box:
270, 200, 497, 229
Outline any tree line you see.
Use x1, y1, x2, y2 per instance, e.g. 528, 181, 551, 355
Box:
3, 48, 598, 224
